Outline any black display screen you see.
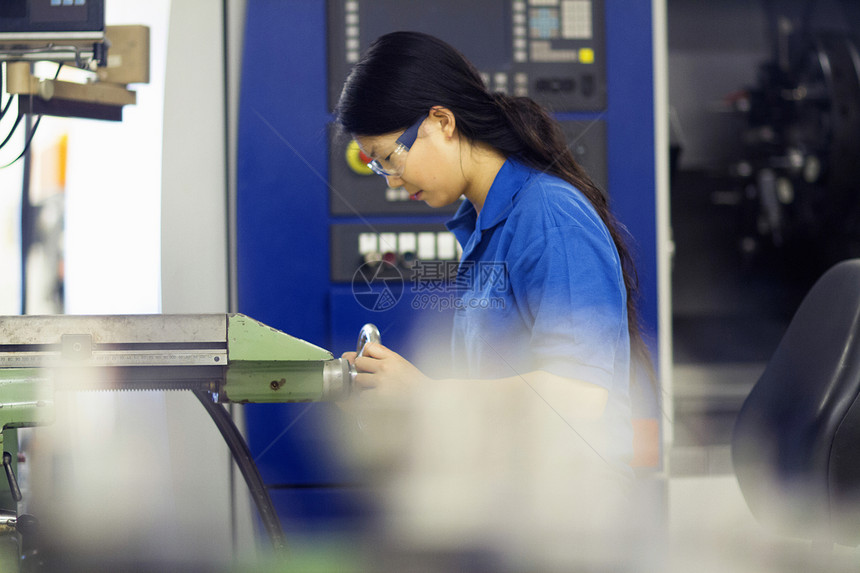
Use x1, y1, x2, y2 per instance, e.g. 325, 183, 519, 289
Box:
359, 0, 512, 71
30, 0, 90, 24
0, 1, 27, 19
0, 0, 104, 34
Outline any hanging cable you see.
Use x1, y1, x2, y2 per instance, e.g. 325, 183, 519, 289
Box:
0, 107, 24, 152
1, 113, 43, 169
0, 63, 9, 122
0, 61, 23, 153
0, 90, 12, 122
191, 390, 288, 555
0, 63, 62, 169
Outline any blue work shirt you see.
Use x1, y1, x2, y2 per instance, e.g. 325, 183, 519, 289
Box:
446, 158, 633, 468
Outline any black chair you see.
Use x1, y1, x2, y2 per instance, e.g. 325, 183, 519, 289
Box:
733, 259, 860, 547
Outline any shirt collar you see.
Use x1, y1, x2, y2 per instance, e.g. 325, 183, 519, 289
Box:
446, 158, 532, 244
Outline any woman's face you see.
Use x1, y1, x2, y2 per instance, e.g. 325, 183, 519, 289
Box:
355, 112, 466, 208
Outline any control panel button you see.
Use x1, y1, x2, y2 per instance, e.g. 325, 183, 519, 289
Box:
417, 232, 437, 260
536, 77, 576, 92
436, 232, 457, 261
578, 47, 595, 64
398, 232, 417, 255
581, 74, 595, 97
381, 251, 399, 266
378, 233, 398, 254
345, 139, 373, 175
363, 251, 382, 266
358, 232, 378, 255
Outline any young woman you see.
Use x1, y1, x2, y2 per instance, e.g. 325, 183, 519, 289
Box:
337, 31, 650, 475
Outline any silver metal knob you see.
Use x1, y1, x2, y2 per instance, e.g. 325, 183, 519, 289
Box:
356, 323, 381, 357
320, 324, 381, 401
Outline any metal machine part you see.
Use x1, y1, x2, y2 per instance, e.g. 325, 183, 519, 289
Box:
0, 313, 355, 399
730, 23, 860, 262
1, 25, 150, 121
0, 0, 105, 36
356, 323, 381, 358
322, 357, 353, 401
0, 314, 377, 558
0, 0, 105, 67
338, 322, 382, 394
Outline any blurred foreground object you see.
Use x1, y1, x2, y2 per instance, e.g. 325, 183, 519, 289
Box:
0, 313, 364, 570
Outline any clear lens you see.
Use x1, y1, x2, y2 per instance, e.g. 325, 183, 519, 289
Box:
366, 143, 409, 177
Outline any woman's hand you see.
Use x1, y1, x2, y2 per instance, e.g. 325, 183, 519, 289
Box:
342, 342, 429, 398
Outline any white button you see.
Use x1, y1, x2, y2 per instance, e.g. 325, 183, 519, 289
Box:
398, 233, 417, 254
379, 233, 398, 253
417, 233, 437, 260
358, 233, 378, 255
436, 233, 457, 260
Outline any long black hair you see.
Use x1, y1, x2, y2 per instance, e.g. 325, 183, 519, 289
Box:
336, 31, 653, 376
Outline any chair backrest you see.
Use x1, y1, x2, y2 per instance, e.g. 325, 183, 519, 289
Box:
732, 259, 860, 546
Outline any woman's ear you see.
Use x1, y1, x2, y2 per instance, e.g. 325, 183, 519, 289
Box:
429, 106, 457, 139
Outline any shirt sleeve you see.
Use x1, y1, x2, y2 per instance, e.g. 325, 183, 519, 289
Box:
509, 221, 629, 392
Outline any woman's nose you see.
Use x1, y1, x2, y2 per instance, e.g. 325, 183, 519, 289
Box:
385, 174, 404, 187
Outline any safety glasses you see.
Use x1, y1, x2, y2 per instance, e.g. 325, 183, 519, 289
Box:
365, 116, 424, 178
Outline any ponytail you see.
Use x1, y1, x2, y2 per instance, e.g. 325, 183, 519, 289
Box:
487, 92, 605, 208
485, 93, 653, 377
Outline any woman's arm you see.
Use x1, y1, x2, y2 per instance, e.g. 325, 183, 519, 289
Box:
344, 342, 609, 420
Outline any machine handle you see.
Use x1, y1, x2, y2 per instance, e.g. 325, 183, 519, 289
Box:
356, 323, 381, 358
3, 452, 21, 502
352, 323, 381, 394
321, 324, 381, 401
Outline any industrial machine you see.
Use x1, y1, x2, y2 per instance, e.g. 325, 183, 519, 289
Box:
238, 0, 662, 531
728, 6, 860, 270
0, 314, 378, 569
0, 0, 148, 124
